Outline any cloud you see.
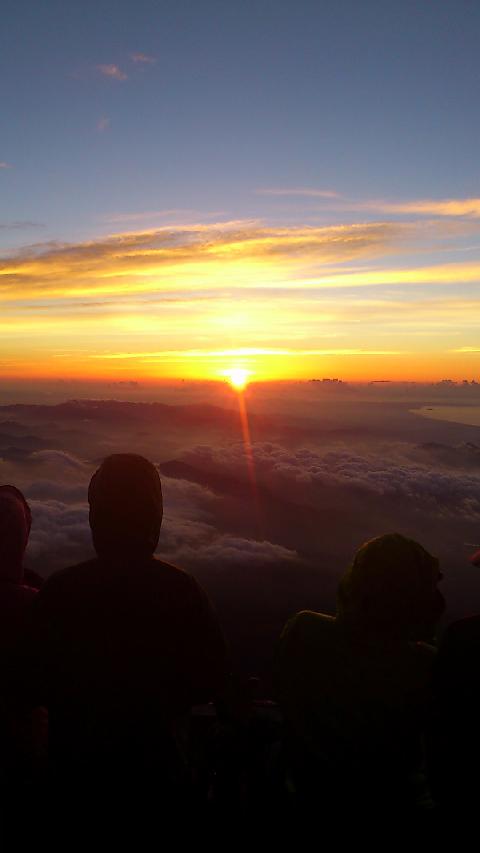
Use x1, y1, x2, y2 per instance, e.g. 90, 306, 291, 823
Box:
181, 442, 480, 521
157, 474, 300, 568
0, 221, 44, 230
97, 116, 110, 132
0, 219, 409, 301
1, 217, 479, 380
374, 198, 480, 218
94, 347, 404, 362
101, 209, 226, 224
257, 187, 340, 198
160, 473, 218, 520
0, 162, 12, 169
258, 188, 480, 219
3, 400, 479, 596
26, 490, 299, 577
97, 64, 127, 81
26, 480, 87, 502
413, 442, 480, 470
4, 218, 477, 306
130, 52, 156, 64
29, 449, 87, 470
158, 530, 300, 570
26, 499, 92, 574
21, 466, 300, 578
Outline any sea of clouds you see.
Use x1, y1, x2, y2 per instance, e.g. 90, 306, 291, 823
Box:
1, 390, 480, 632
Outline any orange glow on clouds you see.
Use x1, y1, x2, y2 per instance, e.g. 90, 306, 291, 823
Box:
1, 218, 480, 382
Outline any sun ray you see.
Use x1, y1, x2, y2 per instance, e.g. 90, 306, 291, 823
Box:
237, 386, 263, 539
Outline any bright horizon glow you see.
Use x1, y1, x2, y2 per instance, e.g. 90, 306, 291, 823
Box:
0, 218, 479, 383
224, 367, 251, 391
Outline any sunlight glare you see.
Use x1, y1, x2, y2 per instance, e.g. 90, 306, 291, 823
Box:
224, 367, 251, 391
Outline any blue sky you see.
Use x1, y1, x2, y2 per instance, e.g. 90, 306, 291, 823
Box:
2, 0, 480, 241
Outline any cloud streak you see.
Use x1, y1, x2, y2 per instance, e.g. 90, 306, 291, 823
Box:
0, 221, 44, 230
1, 218, 479, 381
101, 209, 226, 224
257, 187, 340, 198
0, 219, 419, 301
260, 188, 480, 219
368, 198, 480, 218
97, 64, 127, 81
93, 347, 405, 362
130, 52, 156, 64
4, 227, 479, 312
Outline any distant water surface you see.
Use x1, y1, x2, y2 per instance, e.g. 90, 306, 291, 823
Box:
413, 405, 480, 427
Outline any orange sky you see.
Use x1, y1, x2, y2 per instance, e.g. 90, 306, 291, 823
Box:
1, 215, 480, 383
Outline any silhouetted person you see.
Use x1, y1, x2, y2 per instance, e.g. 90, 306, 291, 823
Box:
429, 615, 480, 814
275, 533, 444, 815
23, 454, 228, 813
0, 486, 38, 792
0, 486, 37, 657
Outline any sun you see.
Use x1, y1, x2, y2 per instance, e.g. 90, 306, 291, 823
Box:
224, 367, 251, 391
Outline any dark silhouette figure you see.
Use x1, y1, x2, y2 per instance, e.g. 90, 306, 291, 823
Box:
0, 486, 38, 792
23, 454, 228, 812
429, 615, 480, 814
275, 533, 444, 815
0, 486, 37, 656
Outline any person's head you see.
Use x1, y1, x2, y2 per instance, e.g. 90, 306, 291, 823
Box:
88, 454, 163, 562
337, 533, 444, 640
0, 485, 32, 582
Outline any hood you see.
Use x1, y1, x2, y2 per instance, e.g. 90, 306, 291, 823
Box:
337, 532, 444, 640
88, 454, 163, 562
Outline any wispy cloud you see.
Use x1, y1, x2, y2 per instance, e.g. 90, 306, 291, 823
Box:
1, 218, 479, 381
0, 221, 44, 230
0, 220, 406, 300
259, 187, 480, 219
0, 162, 12, 169
97, 64, 127, 81
101, 209, 221, 224
130, 52, 156, 64
372, 198, 480, 218
1, 219, 479, 305
93, 347, 405, 361
257, 187, 340, 198
96, 116, 110, 132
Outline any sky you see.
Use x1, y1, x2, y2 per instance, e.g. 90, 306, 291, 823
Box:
2, 0, 480, 384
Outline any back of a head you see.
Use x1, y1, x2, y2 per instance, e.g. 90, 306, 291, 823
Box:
0, 485, 31, 583
338, 532, 444, 639
88, 454, 163, 562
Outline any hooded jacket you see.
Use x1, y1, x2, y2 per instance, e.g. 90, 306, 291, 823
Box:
24, 456, 228, 781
